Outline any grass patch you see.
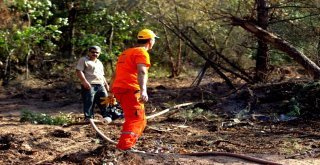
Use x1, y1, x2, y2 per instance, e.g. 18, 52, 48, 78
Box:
20, 109, 75, 125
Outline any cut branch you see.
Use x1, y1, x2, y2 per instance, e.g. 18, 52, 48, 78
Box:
146, 102, 195, 120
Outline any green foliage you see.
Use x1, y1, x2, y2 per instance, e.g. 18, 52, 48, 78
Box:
20, 109, 75, 125
6, 0, 54, 25
1, 0, 62, 71
282, 81, 320, 116
286, 97, 301, 116
0, 31, 10, 56
269, 52, 294, 65
1, 0, 320, 83
75, 33, 105, 53
301, 81, 320, 91
149, 64, 170, 78
74, 8, 144, 62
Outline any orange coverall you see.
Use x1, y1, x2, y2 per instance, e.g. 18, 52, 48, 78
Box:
111, 47, 150, 150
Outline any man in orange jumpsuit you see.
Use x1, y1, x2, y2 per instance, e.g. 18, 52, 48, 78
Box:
110, 29, 159, 151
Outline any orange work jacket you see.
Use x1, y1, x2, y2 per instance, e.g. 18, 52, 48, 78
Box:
112, 47, 151, 90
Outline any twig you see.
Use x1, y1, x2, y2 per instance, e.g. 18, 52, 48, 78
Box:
183, 152, 282, 165
146, 102, 195, 120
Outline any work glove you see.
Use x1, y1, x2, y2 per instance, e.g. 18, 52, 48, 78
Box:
100, 96, 117, 106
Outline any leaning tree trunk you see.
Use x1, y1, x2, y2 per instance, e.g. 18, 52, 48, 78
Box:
255, 0, 269, 82
231, 16, 320, 79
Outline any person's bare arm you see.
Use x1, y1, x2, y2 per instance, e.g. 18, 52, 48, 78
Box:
137, 64, 148, 103
109, 72, 116, 90
107, 72, 116, 97
103, 77, 110, 92
76, 70, 91, 90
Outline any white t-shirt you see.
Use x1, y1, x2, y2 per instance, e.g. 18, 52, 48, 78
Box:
76, 56, 105, 85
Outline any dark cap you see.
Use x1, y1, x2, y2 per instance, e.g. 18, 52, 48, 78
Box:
88, 46, 101, 52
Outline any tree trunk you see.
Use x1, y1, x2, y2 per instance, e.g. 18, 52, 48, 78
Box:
175, 38, 182, 77
3, 50, 13, 86
163, 26, 176, 77
232, 17, 320, 79
108, 26, 114, 73
174, 4, 182, 77
317, 35, 320, 66
255, 0, 269, 82
25, 49, 31, 79
64, 2, 76, 59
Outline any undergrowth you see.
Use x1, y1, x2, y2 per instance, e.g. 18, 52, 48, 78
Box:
181, 107, 217, 121
285, 81, 320, 117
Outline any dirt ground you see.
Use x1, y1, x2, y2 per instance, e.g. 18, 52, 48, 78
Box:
1, 74, 320, 165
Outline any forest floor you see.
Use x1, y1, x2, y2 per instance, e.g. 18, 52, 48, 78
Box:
1, 71, 320, 165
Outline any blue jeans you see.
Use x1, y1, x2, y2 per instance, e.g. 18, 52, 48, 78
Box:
81, 84, 111, 119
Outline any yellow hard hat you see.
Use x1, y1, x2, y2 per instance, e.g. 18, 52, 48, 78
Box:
137, 29, 159, 39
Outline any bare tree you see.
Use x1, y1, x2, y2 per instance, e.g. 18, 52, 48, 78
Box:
65, 1, 77, 59
157, 2, 183, 78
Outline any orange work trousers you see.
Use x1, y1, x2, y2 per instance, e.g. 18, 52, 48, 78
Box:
112, 88, 147, 150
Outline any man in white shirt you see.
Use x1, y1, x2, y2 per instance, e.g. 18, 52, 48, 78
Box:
76, 46, 113, 123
